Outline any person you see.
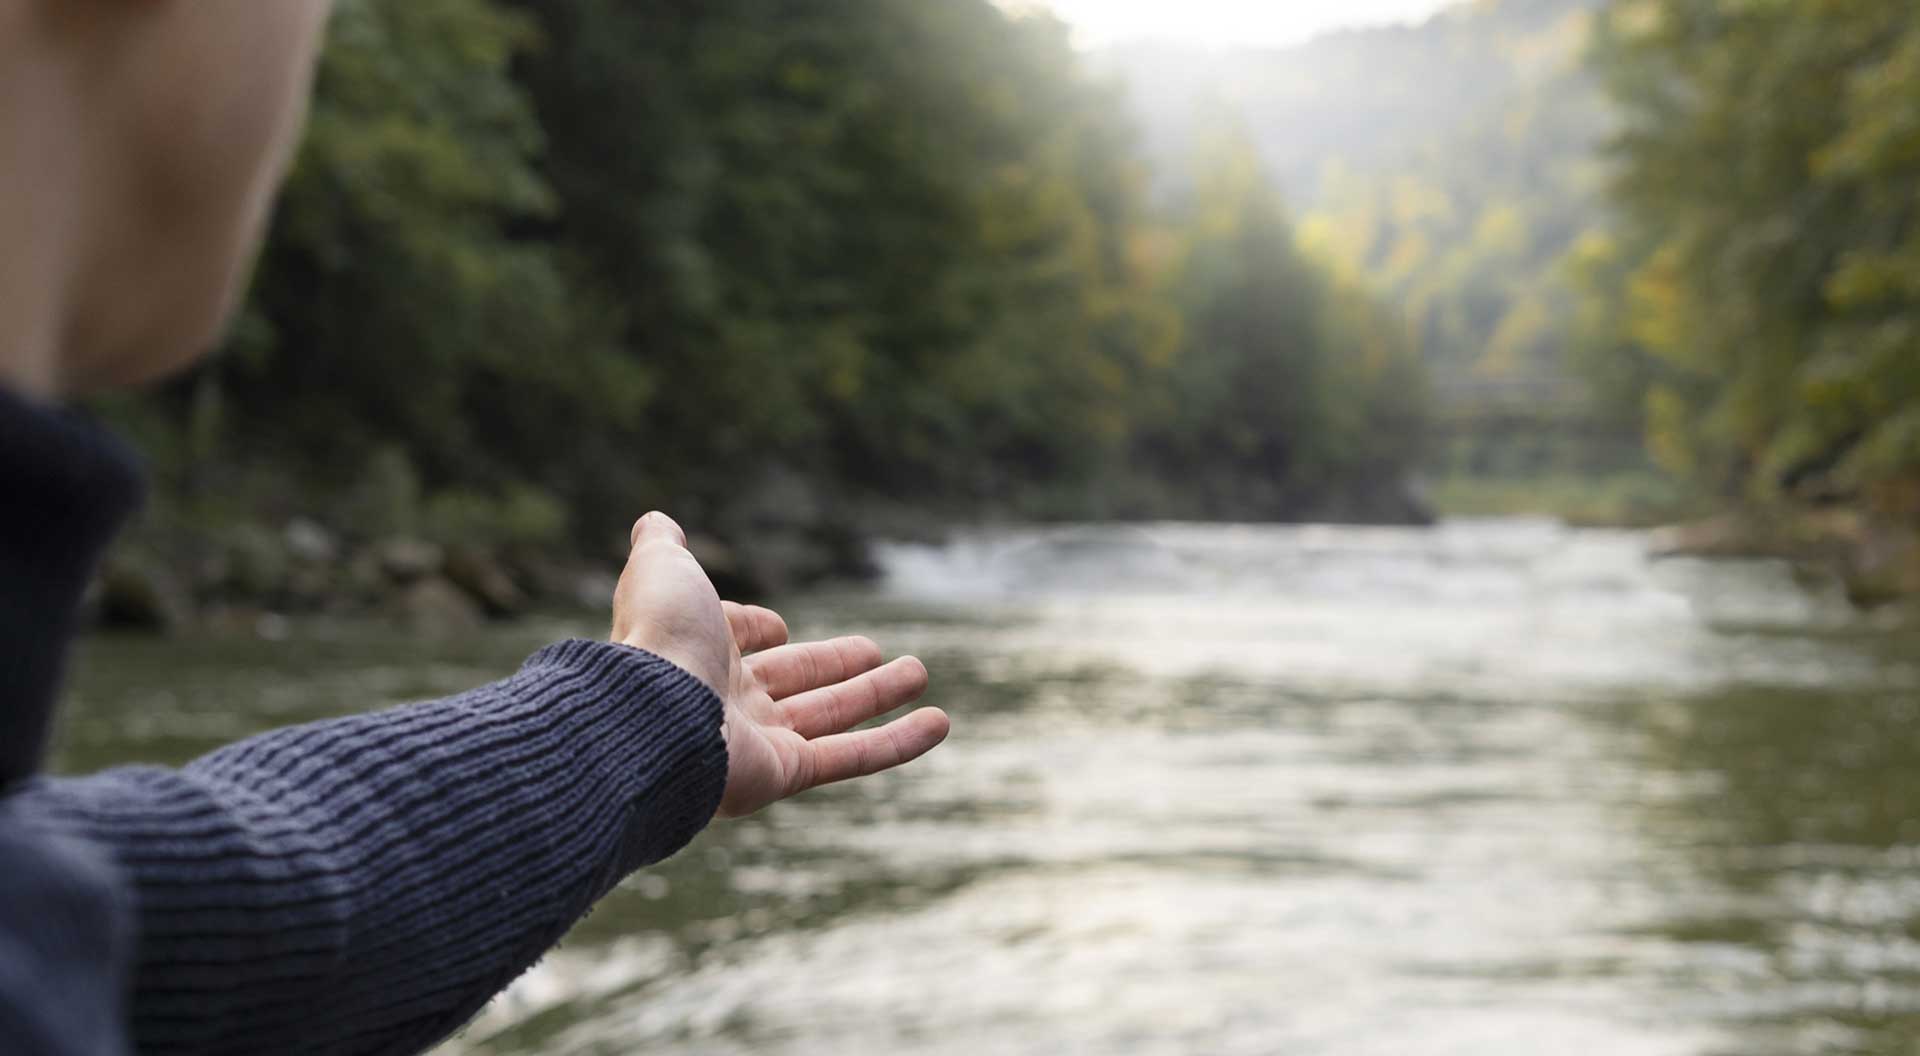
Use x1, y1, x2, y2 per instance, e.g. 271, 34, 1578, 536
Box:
0, 2, 952, 1053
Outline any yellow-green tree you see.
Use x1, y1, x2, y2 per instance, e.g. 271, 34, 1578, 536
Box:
1583, 0, 1920, 514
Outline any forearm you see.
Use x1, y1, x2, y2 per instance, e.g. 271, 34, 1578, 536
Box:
14, 639, 726, 1056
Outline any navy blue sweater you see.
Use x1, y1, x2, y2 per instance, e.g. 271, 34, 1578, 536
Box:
0, 388, 730, 1054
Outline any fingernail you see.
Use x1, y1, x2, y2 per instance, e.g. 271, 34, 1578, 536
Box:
633, 511, 687, 548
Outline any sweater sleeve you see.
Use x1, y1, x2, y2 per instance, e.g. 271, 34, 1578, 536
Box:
8, 638, 728, 1056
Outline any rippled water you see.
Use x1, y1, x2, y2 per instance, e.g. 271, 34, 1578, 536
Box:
57, 521, 1920, 1055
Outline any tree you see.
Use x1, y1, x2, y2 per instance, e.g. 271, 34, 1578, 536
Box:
1583, 0, 1920, 514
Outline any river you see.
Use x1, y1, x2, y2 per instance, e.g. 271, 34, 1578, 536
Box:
55, 520, 1920, 1055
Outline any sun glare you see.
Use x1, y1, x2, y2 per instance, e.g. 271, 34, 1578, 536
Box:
1011, 0, 1458, 50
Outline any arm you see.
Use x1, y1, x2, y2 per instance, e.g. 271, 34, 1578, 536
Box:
13, 639, 724, 1056
7, 511, 946, 1056
0, 815, 134, 1056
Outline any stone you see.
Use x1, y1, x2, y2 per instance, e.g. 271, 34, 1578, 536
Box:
97, 556, 192, 633
444, 545, 525, 618
284, 517, 339, 565
225, 524, 290, 597
571, 571, 618, 612
687, 533, 765, 600
1647, 514, 1772, 559
1842, 521, 1920, 609
733, 467, 824, 531
286, 565, 338, 611
253, 612, 293, 642
390, 576, 484, 635
377, 537, 445, 584
346, 550, 388, 601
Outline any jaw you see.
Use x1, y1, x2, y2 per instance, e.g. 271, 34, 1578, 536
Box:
0, 0, 332, 397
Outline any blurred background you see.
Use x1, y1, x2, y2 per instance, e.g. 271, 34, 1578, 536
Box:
53, 0, 1920, 1053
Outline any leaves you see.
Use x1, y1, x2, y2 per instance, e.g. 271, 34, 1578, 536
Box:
1584, 0, 1920, 510
110, 0, 1431, 538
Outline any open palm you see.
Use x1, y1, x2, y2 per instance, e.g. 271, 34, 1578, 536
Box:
613, 512, 949, 818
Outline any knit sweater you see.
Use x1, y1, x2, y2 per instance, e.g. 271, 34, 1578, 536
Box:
0, 387, 731, 1055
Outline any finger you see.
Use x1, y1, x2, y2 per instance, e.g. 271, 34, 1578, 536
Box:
783, 655, 929, 739
724, 602, 789, 655
630, 511, 687, 549
746, 636, 884, 700
796, 707, 951, 794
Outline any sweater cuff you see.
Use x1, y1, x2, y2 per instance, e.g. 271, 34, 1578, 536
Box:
519, 639, 729, 878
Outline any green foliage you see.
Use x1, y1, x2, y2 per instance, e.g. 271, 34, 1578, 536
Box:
1109, 0, 1624, 495
1298, 63, 1607, 388
513, 0, 1193, 507
1580, 0, 1920, 517
106, 0, 1432, 551
111, 0, 657, 530
422, 487, 569, 548
238, 0, 607, 480
1133, 126, 1428, 516
1110, 0, 1607, 385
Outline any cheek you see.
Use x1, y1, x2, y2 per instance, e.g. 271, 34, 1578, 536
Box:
69, 1, 330, 390
122, 1, 328, 220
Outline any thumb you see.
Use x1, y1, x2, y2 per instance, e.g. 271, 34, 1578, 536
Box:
630, 510, 689, 550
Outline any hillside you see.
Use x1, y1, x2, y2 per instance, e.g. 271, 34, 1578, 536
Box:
1103, 0, 1610, 414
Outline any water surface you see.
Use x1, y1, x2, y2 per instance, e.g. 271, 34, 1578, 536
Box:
58, 521, 1920, 1055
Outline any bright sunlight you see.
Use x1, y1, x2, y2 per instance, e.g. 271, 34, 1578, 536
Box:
1012, 0, 1458, 49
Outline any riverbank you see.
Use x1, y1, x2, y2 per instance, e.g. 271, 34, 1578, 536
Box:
1649, 507, 1920, 609
1430, 471, 1920, 609
88, 500, 1920, 642
1427, 470, 1705, 528
89, 467, 1437, 636
90, 512, 878, 637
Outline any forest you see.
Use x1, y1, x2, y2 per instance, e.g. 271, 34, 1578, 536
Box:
94, 0, 1920, 620
1120, 0, 1920, 596
94, 0, 1428, 622
1576, 0, 1920, 601
1109, 0, 1631, 509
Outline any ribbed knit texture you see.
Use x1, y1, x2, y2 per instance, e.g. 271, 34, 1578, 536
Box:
0, 389, 730, 1055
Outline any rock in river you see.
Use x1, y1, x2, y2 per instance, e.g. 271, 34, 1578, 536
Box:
390, 576, 483, 635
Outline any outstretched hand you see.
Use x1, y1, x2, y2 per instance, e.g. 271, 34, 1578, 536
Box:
611, 512, 950, 818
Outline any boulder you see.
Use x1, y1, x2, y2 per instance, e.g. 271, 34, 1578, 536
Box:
687, 533, 765, 600
731, 467, 825, 532
390, 576, 484, 635
97, 556, 192, 633
571, 571, 619, 612
286, 565, 339, 611
739, 521, 882, 596
284, 517, 339, 565
1648, 514, 1774, 559
1841, 522, 1920, 608
224, 524, 290, 598
345, 549, 388, 603
444, 545, 525, 618
504, 549, 574, 603
377, 537, 445, 584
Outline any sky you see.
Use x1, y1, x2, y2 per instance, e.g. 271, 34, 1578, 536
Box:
1013, 0, 1459, 50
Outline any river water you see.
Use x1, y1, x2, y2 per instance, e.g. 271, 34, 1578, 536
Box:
56, 520, 1920, 1055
